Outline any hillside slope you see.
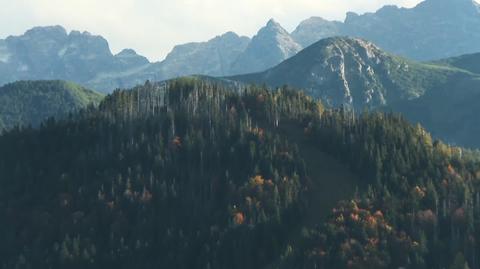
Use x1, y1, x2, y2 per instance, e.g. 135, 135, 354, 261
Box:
0, 80, 103, 131
1, 79, 480, 268
434, 52, 480, 74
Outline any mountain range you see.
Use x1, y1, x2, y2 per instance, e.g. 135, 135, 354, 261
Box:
230, 37, 480, 148
2, 37, 480, 148
292, 0, 480, 60
1, 0, 480, 93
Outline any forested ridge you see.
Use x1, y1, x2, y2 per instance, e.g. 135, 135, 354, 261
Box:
1, 78, 480, 269
0, 80, 104, 131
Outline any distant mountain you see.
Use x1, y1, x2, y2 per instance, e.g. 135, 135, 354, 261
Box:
291, 17, 343, 48
232, 37, 474, 109
160, 32, 250, 78
434, 52, 480, 74
0, 26, 251, 93
230, 19, 302, 75
0, 80, 103, 131
292, 0, 480, 61
114, 49, 150, 69
231, 37, 480, 148
0, 26, 151, 92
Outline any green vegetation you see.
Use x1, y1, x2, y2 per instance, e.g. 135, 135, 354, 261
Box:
0, 80, 104, 131
1, 79, 480, 269
434, 52, 480, 75
231, 37, 478, 109
230, 37, 480, 149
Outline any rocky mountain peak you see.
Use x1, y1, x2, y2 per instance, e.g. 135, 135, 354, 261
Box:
23, 25, 68, 39
114, 48, 150, 67
262, 18, 290, 36
116, 49, 140, 57
314, 37, 384, 58
229, 19, 302, 75
255, 19, 301, 52
292, 17, 344, 47
296, 17, 331, 27
266, 18, 281, 28
415, 0, 479, 14
234, 37, 416, 109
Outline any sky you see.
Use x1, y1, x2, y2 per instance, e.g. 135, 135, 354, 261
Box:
0, 0, 425, 61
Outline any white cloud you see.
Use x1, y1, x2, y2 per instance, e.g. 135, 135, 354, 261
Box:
0, 0, 426, 61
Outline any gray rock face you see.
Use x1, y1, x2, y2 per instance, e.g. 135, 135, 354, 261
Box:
86, 31, 251, 91
231, 37, 477, 109
160, 32, 250, 78
292, 0, 480, 60
0, 25, 140, 91
230, 19, 302, 75
0, 26, 252, 92
291, 17, 344, 48
115, 49, 150, 68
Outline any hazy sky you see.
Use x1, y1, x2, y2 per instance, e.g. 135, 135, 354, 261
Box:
0, 0, 425, 61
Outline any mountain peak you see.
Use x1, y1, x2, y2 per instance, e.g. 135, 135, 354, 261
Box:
297, 16, 331, 26
23, 25, 67, 39
259, 19, 292, 38
116, 49, 139, 57
229, 19, 301, 75
307, 36, 385, 60
292, 17, 344, 47
220, 31, 239, 38
264, 18, 288, 32
266, 18, 279, 27
417, 0, 479, 11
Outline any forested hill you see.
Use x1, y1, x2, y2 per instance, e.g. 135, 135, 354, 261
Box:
1, 79, 480, 269
229, 37, 480, 149
0, 80, 103, 131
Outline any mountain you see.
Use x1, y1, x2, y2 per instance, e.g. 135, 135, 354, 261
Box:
0, 80, 103, 131
434, 52, 480, 74
388, 75, 480, 148
291, 17, 344, 48
231, 37, 480, 148
1, 78, 480, 268
232, 37, 475, 109
230, 19, 302, 75
114, 49, 150, 69
292, 0, 480, 60
0, 26, 253, 93
159, 32, 250, 78
0, 26, 152, 93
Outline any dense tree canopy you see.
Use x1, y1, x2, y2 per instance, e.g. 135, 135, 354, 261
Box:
0, 80, 103, 132
0, 78, 479, 269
